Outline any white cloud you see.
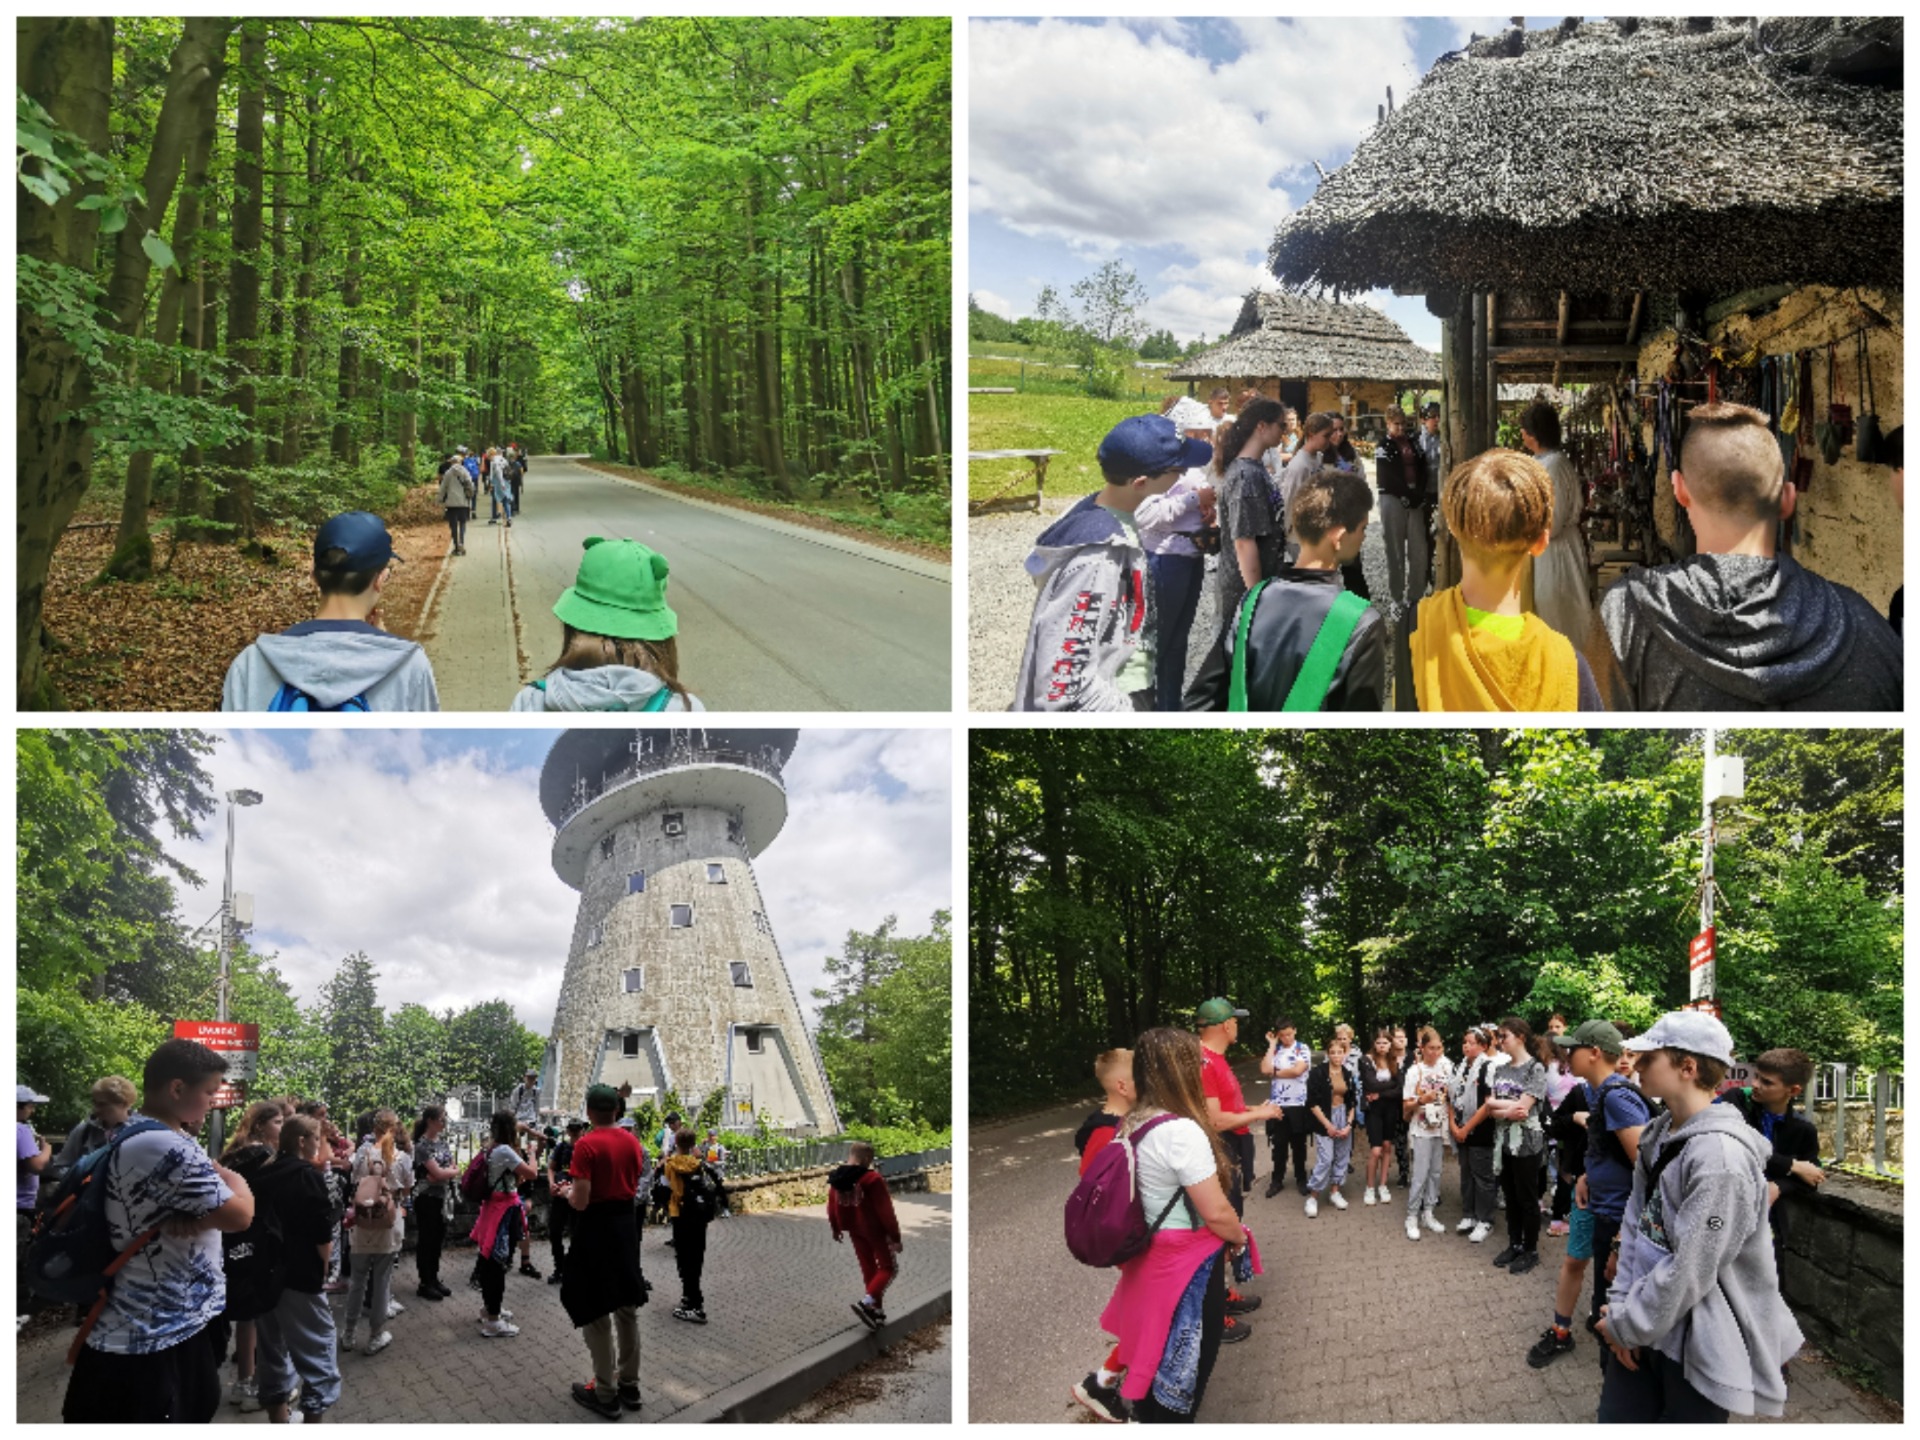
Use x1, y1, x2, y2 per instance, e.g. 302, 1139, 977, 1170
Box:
970, 17, 1425, 338
168, 730, 950, 1039
971, 289, 1015, 321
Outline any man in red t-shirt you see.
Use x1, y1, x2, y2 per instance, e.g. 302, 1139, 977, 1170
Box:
554, 1085, 647, 1418
1197, 997, 1279, 1331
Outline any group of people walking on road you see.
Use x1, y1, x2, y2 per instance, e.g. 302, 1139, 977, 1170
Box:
218, 504, 704, 713
436, 442, 529, 556
22, 1038, 903, 1423
1013, 396, 1902, 712
1064, 998, 1820, 1424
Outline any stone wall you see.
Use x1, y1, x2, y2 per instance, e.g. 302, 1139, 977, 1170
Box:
1808, 1100, 1905, 1169
1775, 1175, 1903, 1400
1636, 284, 1903, 613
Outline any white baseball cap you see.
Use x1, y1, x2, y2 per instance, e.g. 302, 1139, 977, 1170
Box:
16, 1084, 49, 1104
1622, 1012, 1735, 1065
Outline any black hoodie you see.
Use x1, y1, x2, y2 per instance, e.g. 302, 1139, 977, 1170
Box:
1592, 553, 1902, 711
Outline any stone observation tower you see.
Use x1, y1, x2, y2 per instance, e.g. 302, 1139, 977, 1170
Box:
538, 729, 838, 1133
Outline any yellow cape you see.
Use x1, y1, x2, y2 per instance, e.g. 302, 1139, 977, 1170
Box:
1411, 587, 1580, 712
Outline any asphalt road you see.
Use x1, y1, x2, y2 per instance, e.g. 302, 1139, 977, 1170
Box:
425, 457, 950, 711
970, 1072, 1891, 1425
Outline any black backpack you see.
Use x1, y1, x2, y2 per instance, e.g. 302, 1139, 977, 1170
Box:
222, 1154, 289, 1321
680, 1162, 723, 1222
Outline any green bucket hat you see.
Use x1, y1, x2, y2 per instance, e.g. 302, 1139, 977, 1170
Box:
552, 536, 678, 642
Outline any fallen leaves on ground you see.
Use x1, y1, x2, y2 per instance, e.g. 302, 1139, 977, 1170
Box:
42, 485, 453, 713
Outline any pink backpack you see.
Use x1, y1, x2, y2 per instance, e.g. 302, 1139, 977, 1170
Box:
1063, 1113, 1193, 1267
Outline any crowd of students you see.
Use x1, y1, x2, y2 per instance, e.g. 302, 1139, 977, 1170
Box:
1012, 399, 1903, 712
19, 1039, 899, 1423
217, 507, 703, 713
1066, 999, 1822, 1424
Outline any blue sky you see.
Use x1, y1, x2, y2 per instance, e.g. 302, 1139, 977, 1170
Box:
167, 729, 951, 1037
969, 17, 1522, 352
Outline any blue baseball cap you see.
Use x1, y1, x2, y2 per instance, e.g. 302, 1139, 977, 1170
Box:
314, 511, 397, 572
1097, 414, 1213, 481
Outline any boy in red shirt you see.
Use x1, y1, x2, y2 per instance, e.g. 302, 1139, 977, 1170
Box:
553, 1085, 646, 1418
828, 1141, 901, 1330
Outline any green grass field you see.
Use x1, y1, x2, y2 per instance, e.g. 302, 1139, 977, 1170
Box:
967, 351, 1179, 503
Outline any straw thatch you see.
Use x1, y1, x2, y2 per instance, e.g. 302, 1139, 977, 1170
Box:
1167, 289, 1439, 384
1270, 17, 1903, 296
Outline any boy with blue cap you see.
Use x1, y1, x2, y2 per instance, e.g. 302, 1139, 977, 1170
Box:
220, 512, 439, 711
1012, 413, 1212, 710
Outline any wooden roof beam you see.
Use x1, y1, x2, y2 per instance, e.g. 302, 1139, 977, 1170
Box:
1489, 343, 1642, 363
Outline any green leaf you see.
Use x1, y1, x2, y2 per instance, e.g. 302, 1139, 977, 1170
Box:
16, 125, 56, 162
140, 231, 175, 271
18, 172, 61, 205
96, 202, 127, 235
74, 193, 111, 211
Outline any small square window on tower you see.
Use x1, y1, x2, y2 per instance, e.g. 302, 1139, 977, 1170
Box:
730, 961, 753, 987
670, 904, 694, 928
622, 967, 644, 994
587, 922, 604, 948
744, 1029, 764, 1054
707, 863, 726, 883
662, 811, 685, 838
622, 1033, 640, 1058
600, 833, 615, 860
628, 870, 646, 894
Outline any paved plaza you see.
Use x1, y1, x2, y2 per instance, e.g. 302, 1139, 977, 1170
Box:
18, 1193, 950, 1424
970, 1080, 1897, 1425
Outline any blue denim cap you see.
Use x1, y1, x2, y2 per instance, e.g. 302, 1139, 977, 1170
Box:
1098, 413, 1214, 479
314, 511, 397, 571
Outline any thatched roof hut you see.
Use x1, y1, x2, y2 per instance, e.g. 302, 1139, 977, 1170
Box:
1270, 17, 1902, 296
1168, 290, 1439, 386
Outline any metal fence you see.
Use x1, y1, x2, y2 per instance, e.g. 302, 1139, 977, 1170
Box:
1809, 1063, 1902, 1177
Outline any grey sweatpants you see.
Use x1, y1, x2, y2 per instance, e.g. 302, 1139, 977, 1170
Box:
256, 1289, 342, 1416
345, 1248, 395, 1342
1381, 497, 1431, 610
1459, 1144, 1497, 1223
1406, 1134, 1445, 1217
584, 1304, 641, 1392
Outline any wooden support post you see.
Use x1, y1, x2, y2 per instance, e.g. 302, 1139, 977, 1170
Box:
1483, 291, 1499, 451
1625, 291, 1645, 346
1552, 290, 1570, 387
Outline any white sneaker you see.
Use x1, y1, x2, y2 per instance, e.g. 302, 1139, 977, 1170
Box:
1469, 1222, 1493, 1243
1405, 1217, 1421, 1241
479, 1316, 519, 1338
364, 1330, 392, 1356
1423, 1210, 1446, 1234
1378, 1184, 1391, 1203
386, 1299, 404, 1318
340, 1327, 358, 1351
1363, 1187, 1377, 1205
1328, 1189, 1348, 1210
1456, 1217, 1476, 1233
1304, 1195, 1319, 1218
477, 1307, 515, 1323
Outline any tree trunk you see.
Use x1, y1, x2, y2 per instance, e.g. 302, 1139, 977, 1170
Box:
17, 17, 114, 707
213, 19, 266, 549
396, 287, 419, 478
175, 200, 222, 539
331, 145, 362, 467
681, 323, 701, 468
282, 93, 319, 465
264, 80, 287, 466
107, 75, 223, 581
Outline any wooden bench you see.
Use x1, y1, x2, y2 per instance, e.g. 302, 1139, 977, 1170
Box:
968, 448, 1063, 515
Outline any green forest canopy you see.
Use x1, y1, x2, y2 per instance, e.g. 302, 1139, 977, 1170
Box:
18, 17, 951, 704
969, 729, 1902, 1116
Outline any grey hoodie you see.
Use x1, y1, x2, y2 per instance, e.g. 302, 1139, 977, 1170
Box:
221, 620, 440, 711
1593, 553, 1902, 711
1011, 494, 1148, 712
1607, 1104, 1804, 1417
509, 666, 705, 712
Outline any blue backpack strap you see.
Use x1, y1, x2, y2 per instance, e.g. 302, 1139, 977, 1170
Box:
641, 686, 672, 713
267, 683, 310, 712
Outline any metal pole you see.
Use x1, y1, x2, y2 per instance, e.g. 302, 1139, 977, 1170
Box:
1832, 1063, 1848, 1165
211, 799, 237, 1156
1872, 1071, 1890, 1175
1700, 730, 1716, 937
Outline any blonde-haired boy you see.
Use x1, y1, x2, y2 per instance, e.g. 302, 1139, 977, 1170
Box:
1412, 449, 1600, 710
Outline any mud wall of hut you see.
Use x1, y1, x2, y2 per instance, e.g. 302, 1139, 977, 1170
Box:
1636, 285, 1903, 614
1200, 376, 1404, 420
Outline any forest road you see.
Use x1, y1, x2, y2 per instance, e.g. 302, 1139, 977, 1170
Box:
424, 456, 951, 711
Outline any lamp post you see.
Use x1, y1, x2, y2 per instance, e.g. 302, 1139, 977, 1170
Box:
211, 788, 264, 1155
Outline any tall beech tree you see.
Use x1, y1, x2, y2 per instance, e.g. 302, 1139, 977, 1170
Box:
16, 16, 951, 707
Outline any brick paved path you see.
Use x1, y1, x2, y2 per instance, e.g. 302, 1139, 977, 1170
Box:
970, 1084, 1896, 1425
18, 1194, 949, 1424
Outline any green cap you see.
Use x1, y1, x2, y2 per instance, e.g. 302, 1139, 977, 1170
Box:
552, 537, 679, 642
1553, 1019, 1626, 1057
584, 1083, 624, 1113
1195, 998, 1249, 1027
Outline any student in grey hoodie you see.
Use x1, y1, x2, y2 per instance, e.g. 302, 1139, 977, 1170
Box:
1011, 413, 1211, 711
1596, 1013, 1803, 1422
221, 512, 440, 711
1590, 401, 1902, 711
512, 537, 703, 712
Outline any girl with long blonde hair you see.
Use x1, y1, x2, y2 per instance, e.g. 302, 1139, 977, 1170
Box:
344, 1108, 412, 1356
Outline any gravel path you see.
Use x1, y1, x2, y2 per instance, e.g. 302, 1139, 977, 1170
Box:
968, 465, 1402, 711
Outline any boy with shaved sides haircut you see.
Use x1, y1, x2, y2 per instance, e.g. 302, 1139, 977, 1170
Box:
1591, 400, 1902, 710
1186, 468, 1386, 711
